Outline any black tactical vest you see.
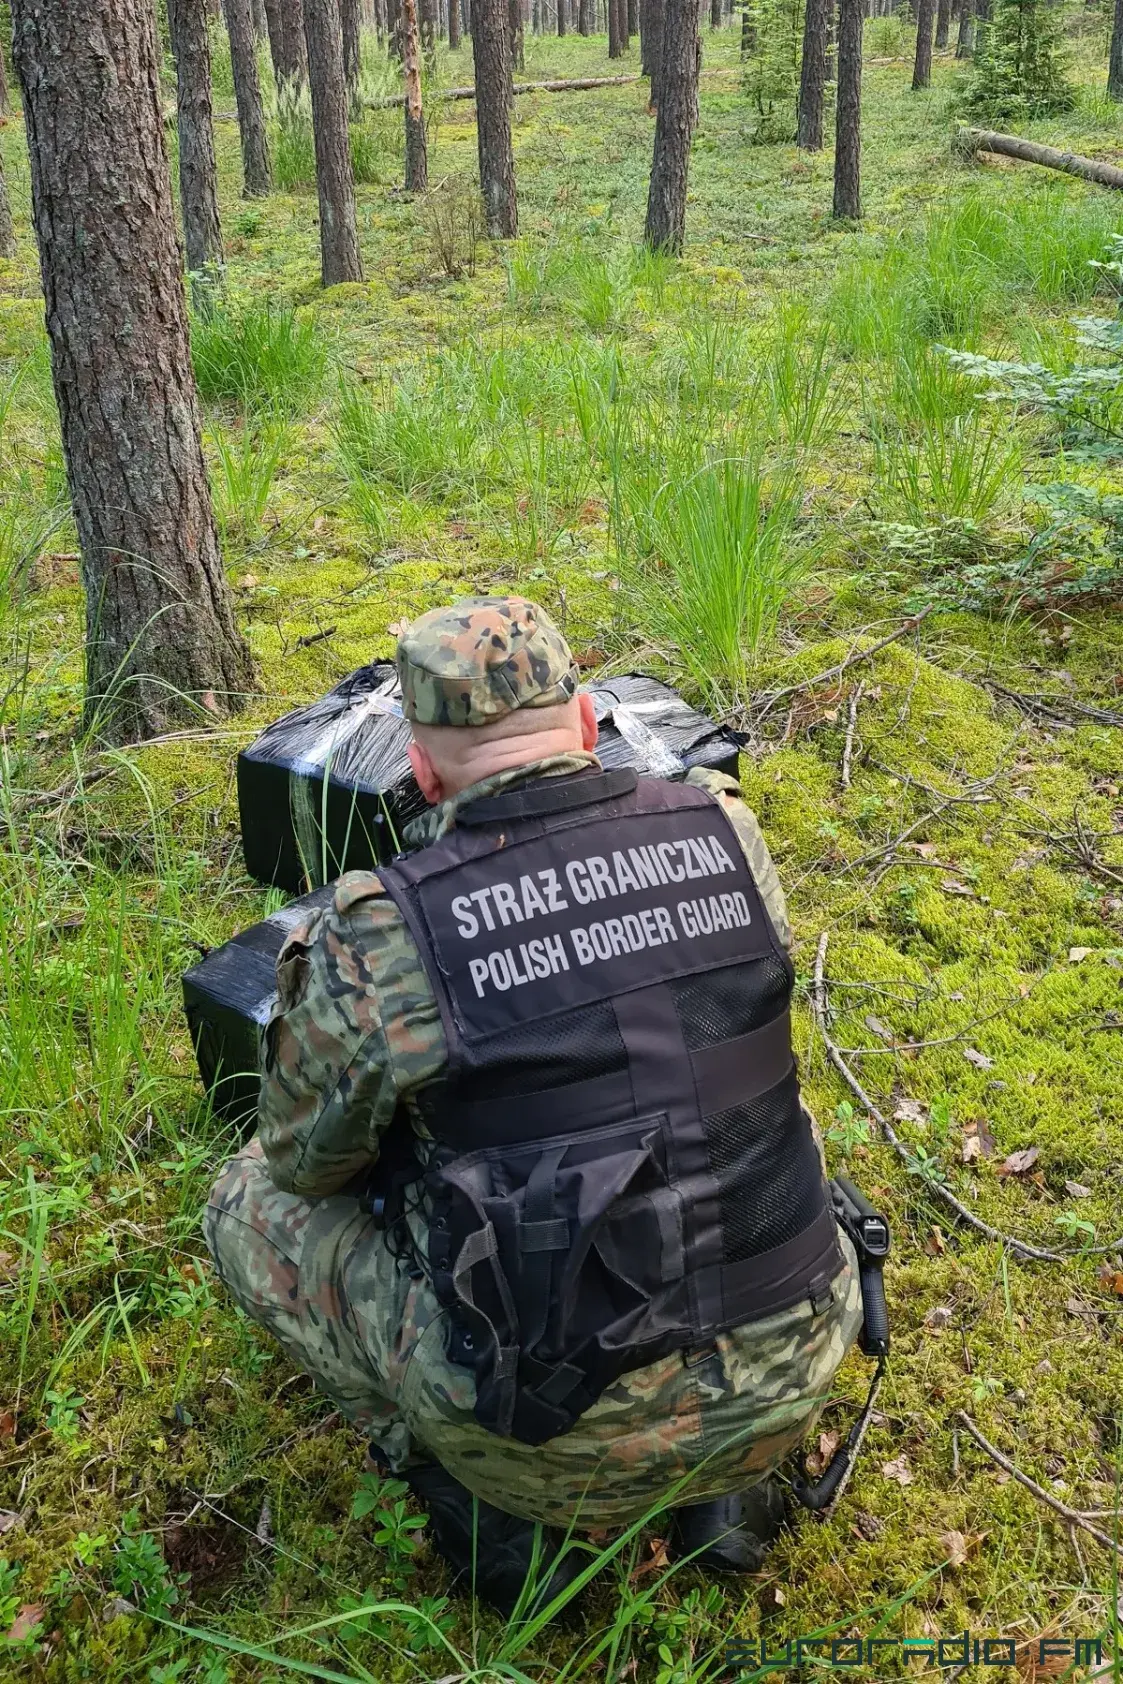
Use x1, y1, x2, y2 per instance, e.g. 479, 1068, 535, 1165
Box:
378, 767, 842, 1446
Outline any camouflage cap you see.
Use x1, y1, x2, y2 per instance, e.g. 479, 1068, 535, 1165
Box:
396, 596, 580, 726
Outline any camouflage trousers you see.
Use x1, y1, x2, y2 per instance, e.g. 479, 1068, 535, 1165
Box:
205, 1140, 865, 1531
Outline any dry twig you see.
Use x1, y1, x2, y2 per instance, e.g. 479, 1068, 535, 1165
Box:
840, 681, 864, 790
955, 1412, 1123, 1558
755, 605, 934, 723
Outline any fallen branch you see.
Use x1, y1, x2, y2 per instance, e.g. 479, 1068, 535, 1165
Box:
840, 680, 864, 790
365, 73, 640, 110
294, 625, 338, 651
756, 605, 934, 721
955, 1412, 1123, 1557
983, 678, 1123, 731
958, 127, 1123, 192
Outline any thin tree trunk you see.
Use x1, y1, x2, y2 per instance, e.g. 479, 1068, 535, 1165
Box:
709, 0, 719, 23
646, 0, 665, 100
1110, 0, 1123, 99
224, 0, 272, 193
420, 0, 437, 56
644, 0, 699, 250
0, 36, 9, 116
449, 0, 463, 46
934, 0, 950, 46
608, 0, 623, 49
304, 0, 363, 282
621, 0, 632, 46
387, 0, 403, 55
629, 0, 640, 33
796, 0, 828, 147
579, 0, 593, 29
832, 0, 862, 217
168, 0, 224, 286
557, 0, 566, 31
955, 0, 974, 55
10, 0, 253, 743
509, 0, 525, 69
402, 0, 428, 185
264, 0, 308, 90
911, 0, 934, 84
472, 0, 517, 235
0, 149, 13, 258
341, 0, 363, 96
741, 0, 755, 53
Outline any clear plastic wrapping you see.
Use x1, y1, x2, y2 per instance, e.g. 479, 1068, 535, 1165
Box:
238, 668, 740, 892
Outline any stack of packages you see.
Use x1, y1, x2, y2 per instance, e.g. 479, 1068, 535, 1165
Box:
183, 667, 742, 1129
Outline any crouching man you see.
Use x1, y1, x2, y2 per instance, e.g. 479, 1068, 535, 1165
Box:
205, 596, 863, 1612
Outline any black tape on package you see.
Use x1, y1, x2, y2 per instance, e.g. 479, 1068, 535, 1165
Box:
238, 668, 741, 891
182, 887, 333, 1127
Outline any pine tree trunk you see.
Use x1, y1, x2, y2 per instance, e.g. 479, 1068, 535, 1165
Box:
559, 0, 568, 32
472, 0, 517, 234
0, 148, 13, 258
10, 0, 253, 743
0, 35, 9, 115
402, 0, 429, 185
509, 0, 525, 72
304, 0, 363, 281
387, 0, 403, 56
579, 0, 593, 30
709, 0, 719, 24
168, 0, 224, 284
608, 0, 623, 53
1110, 0, 1123, 98
253, 0, 270, 36
449, 0, 463, 47
646, 0, 665, 104
224, 0, 272, 193
955, 0, 974, 55
796, 0, 828, 147
833, 0, 862, 217
935, 0, 950, 46
911, 0, 934, 84
264, 0, 308, 90
621, 0, 632, 47
629, 0, 639, 35
341, 0, 363, 95
644, 0, 698, 250
741, 0, 755, 53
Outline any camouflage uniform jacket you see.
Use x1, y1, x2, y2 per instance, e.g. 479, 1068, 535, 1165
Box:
255, 753, 861, 1524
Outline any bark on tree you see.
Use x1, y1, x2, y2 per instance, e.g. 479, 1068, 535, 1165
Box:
578, 0, 593, 30
167, 0, 224, 284
224, 0, 272, 193
935, 0, 950, 47
741, 0, 755, 53
646, 0, 665, 102
341, 0, 363, 95
471, 0, 517, 234
252, 0, 269, 37
557, 0, 567, 33
264, 0, 308, 90
387, 0, 402, 56
629, 0, 639, 36
509, 0, 525, 67
9, 0, 253, 743
643, 0, 699, 250
0, 34, 9, 116
911, 0, 934, 86
304, 0, 363, 281
796, 0, 828, 148
449, 0, 462, 46
1110, 0, 1123, 99
621, 0, 631, 47
955, 0, 973, 56
709, 0, 719, 25
402, 0, 428, 186
832, 0, 862, 218
608, 0, 623, 51
0, 148, 13, 258
419, 0, 437, 56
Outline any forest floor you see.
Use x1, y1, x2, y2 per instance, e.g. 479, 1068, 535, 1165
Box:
1, 17, 1123, 1683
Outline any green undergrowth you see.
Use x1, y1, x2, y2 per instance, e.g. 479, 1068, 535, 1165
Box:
1, 14, 1123, 1684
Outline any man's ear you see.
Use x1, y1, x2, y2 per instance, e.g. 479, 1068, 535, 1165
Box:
578, 691, 599, 752
408, 738, 444, 805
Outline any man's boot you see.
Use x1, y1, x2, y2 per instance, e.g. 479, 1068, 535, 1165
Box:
668, 1477, 787, 1573
404, 1460, 585, 1617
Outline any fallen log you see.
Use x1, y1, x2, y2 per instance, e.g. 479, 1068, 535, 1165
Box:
364, 72, 640, 110
958, 126, 1123, 192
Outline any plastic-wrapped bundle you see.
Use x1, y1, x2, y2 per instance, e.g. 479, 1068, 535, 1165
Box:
238, 667, 741, 891
182, 887, 333, 1127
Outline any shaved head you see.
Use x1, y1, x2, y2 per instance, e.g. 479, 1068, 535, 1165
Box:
407, 692, 599, 804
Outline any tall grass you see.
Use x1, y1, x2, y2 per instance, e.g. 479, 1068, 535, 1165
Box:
206, 417, 292, 544
191, 297, 332, 414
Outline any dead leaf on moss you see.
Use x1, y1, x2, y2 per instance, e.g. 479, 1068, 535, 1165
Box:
940, 1529, 969, 1567
1064, 1180, 1092, 1199
1097, 1266, 1123, 1297
1068, 946, 1093, 964
924, 1226, 945, 1255
7, 1605, 45, 1644
805, 1429, 842, 1477
964, 1047, 995, 1070
881, 1455, 913, 1486
865, 1014, 895, 1045
999, 1146, 1039, 1177
894, 1098, 926, 1126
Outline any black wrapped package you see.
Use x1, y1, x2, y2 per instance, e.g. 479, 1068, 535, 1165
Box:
238, 667, 740, 892
182, 887, 333, 1127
